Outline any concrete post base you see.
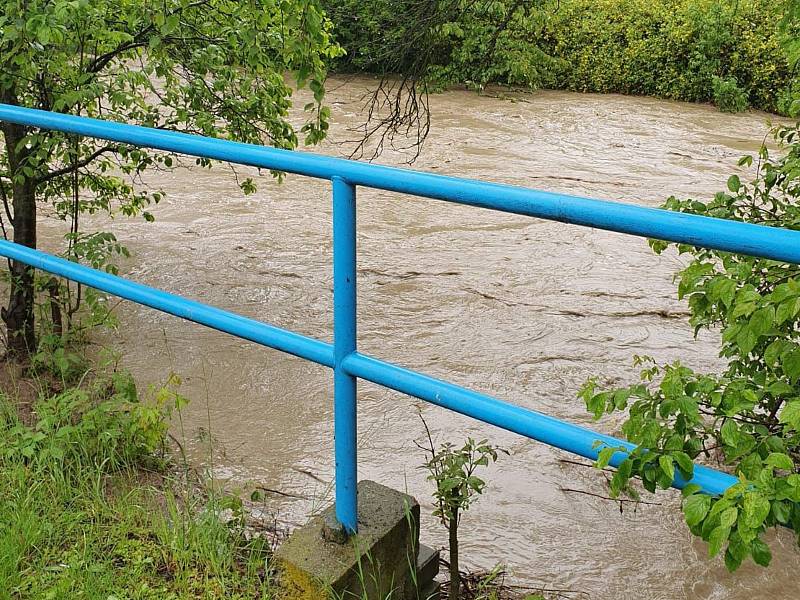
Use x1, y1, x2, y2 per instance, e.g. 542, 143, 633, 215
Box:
275, 480, 423, 599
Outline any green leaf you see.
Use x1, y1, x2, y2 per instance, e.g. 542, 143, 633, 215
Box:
748, 306, 774, 338
724, 532, 749, 571
735, 325, 758, 355
37, 25, 51, 45
681, 483, 702, 498
719, 506, 739, 528
614, 457, 633, 486
786, 474, 800, 501
595, 445, 621, 470
779, 399, 800, 431
743, 492, 771, 529
659, 455, 675, 482
163, 14, 180, 34
673, 452, 695, 479
721, 420, 740, 447
782, 350, 800, 383
731, 301, 757, 319
776, 299, 798, 325
683, 493, 711, 527
765, 452, 794, 471
772, 500, 791, 524
724, 548, 744, 572
727, 175, 741, 192
708, 525, 731, 558
751, 538, 772, 567
710, 277, 737, 307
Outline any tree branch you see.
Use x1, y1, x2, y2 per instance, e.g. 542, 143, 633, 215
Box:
86, 40, 150, 75
36, 144, 120, 185
559, 486, 662, 506
0, 177, 13, 226
85, 0, 213, 74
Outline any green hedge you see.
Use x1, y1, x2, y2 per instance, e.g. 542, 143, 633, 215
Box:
323, 0, 797, 114
539, 0, 796, 114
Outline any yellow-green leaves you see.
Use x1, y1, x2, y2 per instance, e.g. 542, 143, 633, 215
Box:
708, 524, 731, 558
742, 492, 771, 529
683, 493, 711, 526
765, 452, 794, 471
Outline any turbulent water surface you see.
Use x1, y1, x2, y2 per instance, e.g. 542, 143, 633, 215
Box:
64, 79, 799, 599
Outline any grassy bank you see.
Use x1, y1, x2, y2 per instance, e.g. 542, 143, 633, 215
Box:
0, 363, 274, 599
0, 355, 567, 599
325, 0, 798, 115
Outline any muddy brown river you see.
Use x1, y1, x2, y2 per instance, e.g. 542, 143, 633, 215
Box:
70, 79, 799, 598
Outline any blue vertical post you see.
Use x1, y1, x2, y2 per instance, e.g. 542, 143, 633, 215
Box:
332, 176, 358, 534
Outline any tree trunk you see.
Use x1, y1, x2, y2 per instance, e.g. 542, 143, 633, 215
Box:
4, 179, 36, 357
1, 93, 37, 358
448, 507, 460, 600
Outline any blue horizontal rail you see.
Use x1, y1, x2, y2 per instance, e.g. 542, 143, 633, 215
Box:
2, 104, 800, 264
0, 239, 334, 367
1, 104, 794, 535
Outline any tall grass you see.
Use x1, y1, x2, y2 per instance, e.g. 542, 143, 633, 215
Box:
0, 372, 275, 599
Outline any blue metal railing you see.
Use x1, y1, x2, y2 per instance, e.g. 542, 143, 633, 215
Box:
1, 104, 798, 535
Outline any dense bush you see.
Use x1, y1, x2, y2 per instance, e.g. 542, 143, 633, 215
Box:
322, 0, 560, 89
323, 0, 797, 114
540, 0, 796, 113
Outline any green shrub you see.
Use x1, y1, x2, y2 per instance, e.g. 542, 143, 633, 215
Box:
580, 122, 800, 571
0, 373, 272, 598
0, 370, 180, 471
712, 76, 750, 112
540, 0, 794, 113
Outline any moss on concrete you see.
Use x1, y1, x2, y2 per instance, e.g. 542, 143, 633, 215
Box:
276, 480, 420, 600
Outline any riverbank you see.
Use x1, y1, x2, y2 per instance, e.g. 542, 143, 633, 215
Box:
0, 359, 557, 599
0, 362, 276, 599
324, 0, 797, 115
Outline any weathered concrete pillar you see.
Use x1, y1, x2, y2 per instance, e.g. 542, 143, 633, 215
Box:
275, 480, 425, 599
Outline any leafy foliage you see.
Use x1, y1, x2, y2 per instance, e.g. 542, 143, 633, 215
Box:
324, 0, 557, 90
539, 0, 796, 114
325, 0, 796, 114
0, 370, 273, 598
712, 76, 750, 113
0, 0, 342, 353
424, 437, 500, 525
580, 123, 800, 570
0, 367, 188, 469
421, 435, 500, 600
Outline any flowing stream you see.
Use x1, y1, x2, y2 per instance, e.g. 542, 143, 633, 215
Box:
66, 78, 799, 599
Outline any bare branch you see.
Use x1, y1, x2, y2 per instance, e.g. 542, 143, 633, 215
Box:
559, 486, 662, 506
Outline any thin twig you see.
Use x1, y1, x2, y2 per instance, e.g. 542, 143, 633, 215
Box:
559, 486, 661, 506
